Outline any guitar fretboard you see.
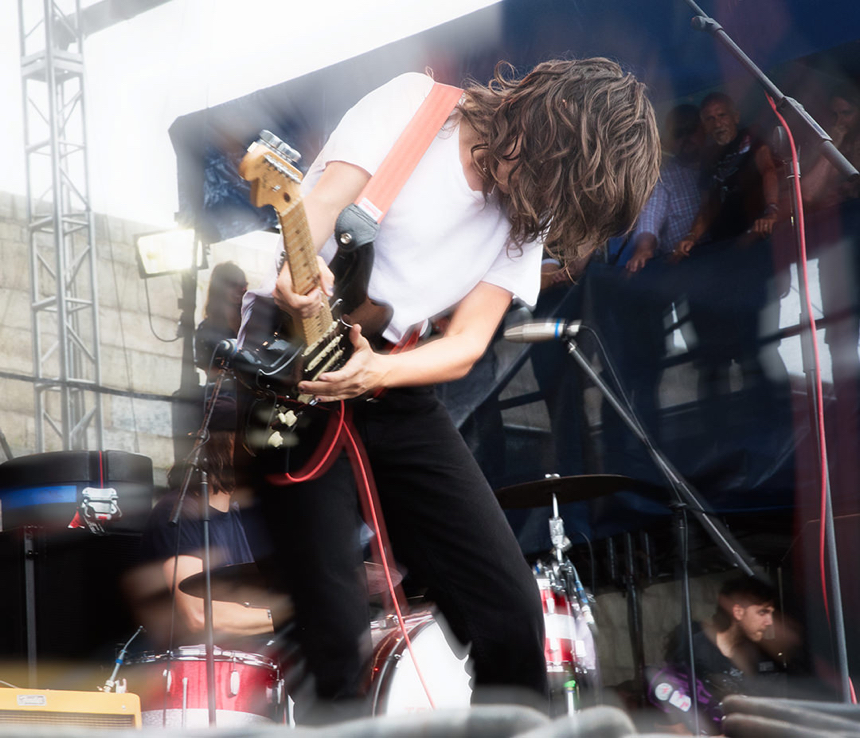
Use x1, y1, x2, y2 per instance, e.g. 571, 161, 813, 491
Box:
278, 208, 333, 346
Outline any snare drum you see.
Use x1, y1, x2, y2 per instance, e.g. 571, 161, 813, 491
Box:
368, 611, 472, 715
124, 646, 283, 728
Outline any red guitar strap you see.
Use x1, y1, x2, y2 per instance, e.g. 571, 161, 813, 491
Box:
354, 81, 464, 224
345, 83, 463, 620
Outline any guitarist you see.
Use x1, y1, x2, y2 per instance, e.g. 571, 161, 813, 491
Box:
239, 59, 661, 721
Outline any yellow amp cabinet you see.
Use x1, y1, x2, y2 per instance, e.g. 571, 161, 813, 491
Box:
0, 688, 141, 729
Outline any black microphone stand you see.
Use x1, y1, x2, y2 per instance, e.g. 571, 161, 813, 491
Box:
682, 0, 854, 703
683, 0, 857, 182
198, 468, 217, 726
561, 334, 757, 735
169, 369, 228, 727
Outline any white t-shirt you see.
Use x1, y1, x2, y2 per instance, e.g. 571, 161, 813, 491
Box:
246, 72, 542, 344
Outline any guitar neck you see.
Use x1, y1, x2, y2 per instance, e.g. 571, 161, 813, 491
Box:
278, 208, 334, 346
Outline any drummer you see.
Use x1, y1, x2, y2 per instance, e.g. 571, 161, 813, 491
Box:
131, 396, 287, 648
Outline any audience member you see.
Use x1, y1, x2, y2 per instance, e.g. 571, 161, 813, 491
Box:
530, 255, 591, 477
195, 261, 248, 375
626, 104, 705, 275
613, 105, 705, 455
802, 83, 860, 206
583, 106, 704, 478
672, 92, 790, 442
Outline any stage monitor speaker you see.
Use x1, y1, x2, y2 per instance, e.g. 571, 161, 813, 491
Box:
0, 688, 141, 729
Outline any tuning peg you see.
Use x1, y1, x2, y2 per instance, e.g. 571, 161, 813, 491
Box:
259, 130, 301, 163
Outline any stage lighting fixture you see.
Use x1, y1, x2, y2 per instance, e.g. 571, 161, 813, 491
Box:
134, 229, 204, 278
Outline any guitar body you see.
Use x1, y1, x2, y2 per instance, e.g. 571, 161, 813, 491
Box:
232, 130, 392, 455
330, 243, 393, 348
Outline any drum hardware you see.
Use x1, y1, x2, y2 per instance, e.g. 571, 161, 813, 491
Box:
533, 493, 601, 715
509, 321, 758, 729
76, 486, 122, 534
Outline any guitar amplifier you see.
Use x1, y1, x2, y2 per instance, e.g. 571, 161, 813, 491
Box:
0, 688, 141, 728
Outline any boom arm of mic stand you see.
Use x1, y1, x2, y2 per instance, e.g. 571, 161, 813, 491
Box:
683, 0, 858, 182
561, 336, 756, 577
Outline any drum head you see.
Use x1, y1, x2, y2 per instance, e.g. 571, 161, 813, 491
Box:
370, 614, 472, 715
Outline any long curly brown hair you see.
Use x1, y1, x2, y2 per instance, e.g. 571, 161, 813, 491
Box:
458, 58, 661, 265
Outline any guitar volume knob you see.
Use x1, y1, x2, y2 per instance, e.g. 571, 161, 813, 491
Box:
277, 410, 298, 428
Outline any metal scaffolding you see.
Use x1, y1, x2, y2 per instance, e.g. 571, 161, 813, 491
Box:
18, 0, 103, 451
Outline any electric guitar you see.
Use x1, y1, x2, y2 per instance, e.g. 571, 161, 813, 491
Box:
232, 130, 391, 454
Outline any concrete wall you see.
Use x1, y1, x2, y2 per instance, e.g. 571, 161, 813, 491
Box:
0, 190, 273, 487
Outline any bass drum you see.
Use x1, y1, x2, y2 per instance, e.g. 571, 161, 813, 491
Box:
368, 611, 472, 715
124, 646, 283, 728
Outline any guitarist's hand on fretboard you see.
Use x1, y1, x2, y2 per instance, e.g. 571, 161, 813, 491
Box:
273, 254, 335, 320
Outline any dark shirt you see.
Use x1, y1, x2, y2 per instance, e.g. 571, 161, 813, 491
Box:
139, 492, 254, 569
678, 627, 784, 705
651, 625, 784, 734
701, 128, 768, 242
194, 318, 235, 371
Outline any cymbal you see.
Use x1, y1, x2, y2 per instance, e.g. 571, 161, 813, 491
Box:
180, 561, 402, 604
494, 474, 661, 509
179, 564, 276, 608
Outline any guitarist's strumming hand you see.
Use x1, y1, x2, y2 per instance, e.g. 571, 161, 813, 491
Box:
273, 255, 335, 320
297, 323, 384, 402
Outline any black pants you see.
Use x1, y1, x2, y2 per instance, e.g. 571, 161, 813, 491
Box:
241, 386, 547, 706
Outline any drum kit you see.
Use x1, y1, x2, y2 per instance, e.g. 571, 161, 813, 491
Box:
119, 475, 639, 726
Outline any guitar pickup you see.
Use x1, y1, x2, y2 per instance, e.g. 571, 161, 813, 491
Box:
303, 322, 341, 356
311, 348, 345, 379
305, 334, 344, 373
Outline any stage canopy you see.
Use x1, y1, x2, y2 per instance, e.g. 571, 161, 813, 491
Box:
168, 0, 860, 243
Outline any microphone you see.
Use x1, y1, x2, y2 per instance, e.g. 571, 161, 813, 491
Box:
503, 319, 582, 343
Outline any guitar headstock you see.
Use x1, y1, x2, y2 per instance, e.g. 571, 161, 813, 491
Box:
239, 130, 304, 215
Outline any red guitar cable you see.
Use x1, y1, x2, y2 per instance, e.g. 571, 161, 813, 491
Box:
267, 399, 437, 708
766, 95, 856, 703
